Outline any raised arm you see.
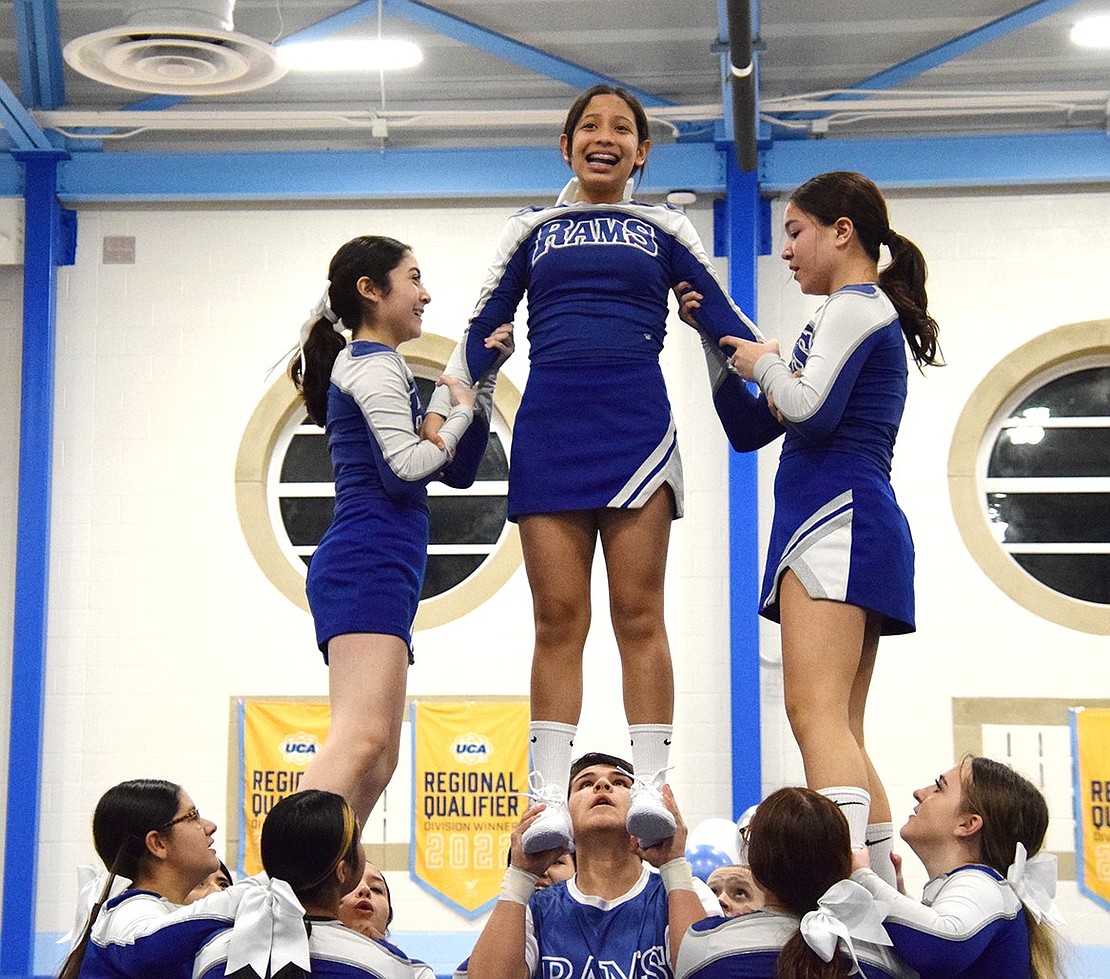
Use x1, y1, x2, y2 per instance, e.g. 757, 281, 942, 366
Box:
467, 806, 564, 979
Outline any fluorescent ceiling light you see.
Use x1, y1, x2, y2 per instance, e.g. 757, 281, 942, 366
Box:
1070, 14, 1110, 48
277, 39, 423, 72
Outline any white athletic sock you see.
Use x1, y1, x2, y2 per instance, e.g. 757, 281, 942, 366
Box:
628, 723, 673, 778
818, 786, 871, 850
528, 721, 576, 797
866, 821, 898, 888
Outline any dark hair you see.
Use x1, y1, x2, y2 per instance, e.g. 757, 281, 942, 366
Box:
568, 752, 633, 789
289, 235, 411, 426
261, 789, 362, 908
747, 787, 854, 979
790, 171, 941, 369
59, 779, 183, 979
960, 757, 1059, 979
562, 85, 651, 181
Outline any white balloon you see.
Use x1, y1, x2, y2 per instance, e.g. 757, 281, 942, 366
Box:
685, 817, 740, 865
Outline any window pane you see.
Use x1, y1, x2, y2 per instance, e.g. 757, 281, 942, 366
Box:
1012, 366, 1110, 418
429, 497, 509, 545
475, 432, 509, 480
988, 493, 1110, 544
422, 554, 486, 598
279, 497, 335, 545
988, 428, 1110, 478
281, 433, 334, 482
1012, 554, 1110, 605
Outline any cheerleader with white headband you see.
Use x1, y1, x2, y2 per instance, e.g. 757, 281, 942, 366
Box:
851, 755, 1064, 978
676, 787, 915, 978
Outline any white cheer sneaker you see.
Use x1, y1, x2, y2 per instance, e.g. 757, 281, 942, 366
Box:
522, 772, 574, 854
626, 769, 675, 848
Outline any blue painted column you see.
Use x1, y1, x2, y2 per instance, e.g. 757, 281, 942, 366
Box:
721, 152, 763, 819
2, 151, 67, 978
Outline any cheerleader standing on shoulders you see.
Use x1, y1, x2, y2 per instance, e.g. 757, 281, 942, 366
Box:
425, 85, 762, 855
852, 756, 1063, 979
683, 171, 941, 884
290, 236, 512, 824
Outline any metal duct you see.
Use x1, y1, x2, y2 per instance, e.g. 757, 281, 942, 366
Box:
727, 0, 757, 172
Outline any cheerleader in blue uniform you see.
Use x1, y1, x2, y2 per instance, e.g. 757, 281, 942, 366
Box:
193, 790, 418, 979
685, 172, 941, 883
851, 757, 1063, 979
426, 85, 762, 854
289, 236, 511, 825
58, 779, 238, 979
675, 787, 915, 979
463, 754, 719, 979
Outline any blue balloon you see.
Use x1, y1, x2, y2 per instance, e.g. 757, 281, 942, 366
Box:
685, 843, 732, 882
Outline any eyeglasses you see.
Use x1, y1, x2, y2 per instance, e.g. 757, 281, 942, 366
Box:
161, 806, 200, 831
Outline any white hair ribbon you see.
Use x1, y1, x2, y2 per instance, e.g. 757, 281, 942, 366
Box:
225, 876, 310, 977
1007, 843, 1065, 927
264, 287, 346, 382
799, 879, 892, 976
58, 866, 131, 949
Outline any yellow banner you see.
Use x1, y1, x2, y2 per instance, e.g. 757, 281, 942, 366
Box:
411, 701, 529, 916
1073, 707, 1110, 911
239, 699, 332, 876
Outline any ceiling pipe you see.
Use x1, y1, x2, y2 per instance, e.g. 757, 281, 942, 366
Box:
726, 0, 757, 172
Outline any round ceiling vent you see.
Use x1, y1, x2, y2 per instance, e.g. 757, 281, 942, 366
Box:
63, 25, 287, 96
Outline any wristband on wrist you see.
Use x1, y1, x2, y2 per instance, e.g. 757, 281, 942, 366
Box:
499, 865, 539, 905
659, 857, 695, 893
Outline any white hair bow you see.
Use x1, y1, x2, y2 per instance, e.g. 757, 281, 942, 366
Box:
799, 879, 892, 976
1007, 843, 1065, 927
225, 875, 310, 976
265, 287, 346, 382
58, 867, 131, 949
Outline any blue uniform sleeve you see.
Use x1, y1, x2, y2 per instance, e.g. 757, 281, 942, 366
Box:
699, 336, 784, 451
90, 888, 244, 979
664, 211, 763, 348
338, 354, 473, 502
753, 294, 892, 440
852, 867, 1017, 977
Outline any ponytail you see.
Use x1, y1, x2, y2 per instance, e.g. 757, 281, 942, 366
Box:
57, 870, 116, 979
880, 231, 942, 369
289, 315, 346, 427
776, 931, 852, 979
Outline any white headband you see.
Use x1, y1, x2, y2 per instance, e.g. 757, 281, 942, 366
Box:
225, 875, 310, 977
58, 866, 131, 950
1007, 842, 1065, 927
799, 879, 892, 976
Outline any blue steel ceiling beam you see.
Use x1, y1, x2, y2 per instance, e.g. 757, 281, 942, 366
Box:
53, 142, 725, 201
13, 0, 66, 110
0, 72, 55, 151
849, 0, 1084, 94
781, 0, 1088, 126
759, 130, 1110, 190
14, 131, 1103, 202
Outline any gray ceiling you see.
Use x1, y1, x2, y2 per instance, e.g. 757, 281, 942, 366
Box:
2, 1, 1109, 156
